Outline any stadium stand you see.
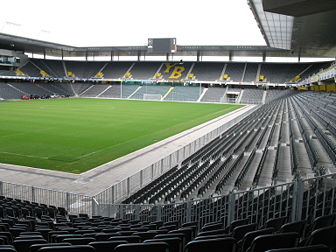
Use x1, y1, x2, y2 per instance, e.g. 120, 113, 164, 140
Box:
1, 61, 333, 87
191, 63, 223, 81
65, 61, 106, 79
239, 88, 264, 104
129, 85, 169, 100
264, 89, 292, 103
0, 83, 26, 99
98, 84, 121, 98
242, 63, 258, 82
18, 62, 41, 77
10, 83, 53, 96
224, 63, 245, 82
31, 59, 66, 78
157, 63, 193, 80
130, 62, 161, 80
200, 87, 227, 103
101, 62, 133, 79
164, 86, 202, 102
119, 91, 335, 205
0, 67, 16, 76
259, 63, 309, 84
121, 84, 140, 99
56, 83, 75, 96
80, 85, 111, 98
71, 83, 93, 96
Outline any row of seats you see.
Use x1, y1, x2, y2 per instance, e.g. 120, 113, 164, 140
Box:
2, 59, 331, 83
1, 81, 296, 105
122, 91, 335, 205
1, 194, 336, 252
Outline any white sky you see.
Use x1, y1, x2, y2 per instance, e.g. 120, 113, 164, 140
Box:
0, 0, 266, 47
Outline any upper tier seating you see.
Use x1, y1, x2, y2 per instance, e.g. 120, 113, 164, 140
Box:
191, 63, 223, 81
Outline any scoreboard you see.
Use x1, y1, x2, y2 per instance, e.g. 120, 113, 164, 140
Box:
148, 38, 177, 53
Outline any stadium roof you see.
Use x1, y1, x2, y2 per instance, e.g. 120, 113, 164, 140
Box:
249, 0, 336, 57
0, 32, 329, 59
0, 32, 287, 59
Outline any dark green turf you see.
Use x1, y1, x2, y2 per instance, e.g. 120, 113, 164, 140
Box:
0, 98, 243, 173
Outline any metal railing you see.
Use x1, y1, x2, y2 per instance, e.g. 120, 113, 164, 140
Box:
92, 173, 336, 228
1, 172, 336, 228
0, 181, 93, 216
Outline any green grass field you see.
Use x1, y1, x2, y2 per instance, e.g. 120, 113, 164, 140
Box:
0, 98, 243, 173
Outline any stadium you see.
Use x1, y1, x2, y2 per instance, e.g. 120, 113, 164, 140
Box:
0, 0, 336, 251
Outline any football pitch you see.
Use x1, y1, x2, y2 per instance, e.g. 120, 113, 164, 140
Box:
0, 98, 243, 173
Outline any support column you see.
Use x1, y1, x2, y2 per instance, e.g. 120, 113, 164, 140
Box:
126, 177, 130, 197
262, 51, 266, 62
197, 51, 201, 62
291, 178, 304, 221
227, 192, 235, 225
229, 51, 233, 61
156, 204, 162, 221
0, 181, 3, 196
31, 187, 35, 202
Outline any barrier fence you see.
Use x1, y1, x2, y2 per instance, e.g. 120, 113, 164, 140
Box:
1, 173, 336, 227
92, 173, 336, 228
0, 181, 93, 216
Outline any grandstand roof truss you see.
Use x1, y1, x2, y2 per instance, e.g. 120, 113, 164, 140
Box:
0, 32, 328, 60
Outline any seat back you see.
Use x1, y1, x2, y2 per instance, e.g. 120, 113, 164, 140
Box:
108, 235, 141, 243
63, 237, 96, 245
228, 219, 249, 233
169, 228, 193, 242
133, 231, 158, 241
185, 237, 236, 252
265, 244, 329, 252
201, 223, 223, 232
265, 217, 287, 231
88, 240, 128, 252
305, 225, 336, 251
38, 245, 96, 252
29, 242, 72, 252
0, 245, 16, 252
155, 233, 185, 246
241, 227, 275, 252
13, 239, 47, 252
250, 232, 299, 252
195, 234, 230, 240
115, 242, 169, 252
197, 229, 226, 237
279, 221, 306, 237
232, 223, 257, 241
311, 214, 335, 232
144, 238, 182, 252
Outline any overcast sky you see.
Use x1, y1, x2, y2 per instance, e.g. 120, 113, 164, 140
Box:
0, 0, 266, 47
